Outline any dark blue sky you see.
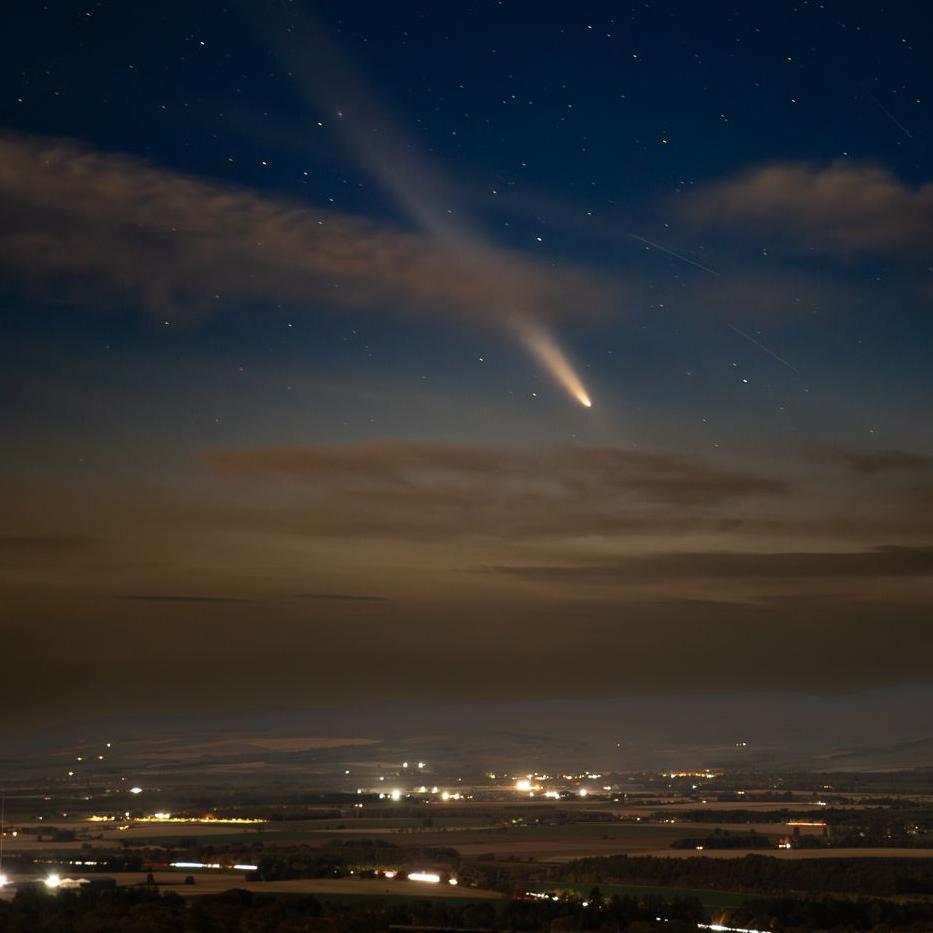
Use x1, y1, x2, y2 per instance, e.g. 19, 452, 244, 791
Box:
4, 1, 932, 455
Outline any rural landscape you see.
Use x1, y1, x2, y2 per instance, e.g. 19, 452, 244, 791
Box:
4, 0, 933, 928
3, 735, 933, 930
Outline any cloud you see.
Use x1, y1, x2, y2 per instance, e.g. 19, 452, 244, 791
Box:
0, 132, 619, 322
0, 534, 94, 552
202, 441, 786, 540
295, 593, 389, 602
205, 441, 512, 480
3, 441, 933, 718
818, 448, 933, 475
682, 162, 933, 253
118, 595, 251, 603
491, 543, 933, 584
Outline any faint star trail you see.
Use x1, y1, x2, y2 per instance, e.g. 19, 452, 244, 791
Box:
860, 84, 913, 139
727, 323, 800, 374
629, 233, 721, 276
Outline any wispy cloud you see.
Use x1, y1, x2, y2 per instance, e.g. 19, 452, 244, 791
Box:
118, 594, 251, 603
491, 544, 933, 585
817, 448, 933, 475
295, 593, 390, 602
202, 441, 787, 539
0, 534, 94, 552
0, 132, 619, 323
683, 162, 933, 254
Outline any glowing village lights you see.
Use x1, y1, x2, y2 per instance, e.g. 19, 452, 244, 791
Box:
168, 861, 257, 871
88, 814, 265, 825
698, 924, 768, 933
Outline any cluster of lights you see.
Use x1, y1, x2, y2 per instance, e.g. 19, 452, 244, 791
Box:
87, 814, 264, 825
169, 861, 258, 871
516, 776, 590, 798
376, 787, 464, 801
405, 872, 458, 885
44, 874, 87, 890
381, 869, 456, 886
45, 875, 90, 891
528, 892, 592, 907
699, 924, 768, 933
667, 771, 721, 779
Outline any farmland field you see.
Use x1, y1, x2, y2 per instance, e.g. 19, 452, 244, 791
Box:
103, 872, 504, 900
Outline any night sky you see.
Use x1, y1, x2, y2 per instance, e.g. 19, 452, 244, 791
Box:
3, 1, 933, 728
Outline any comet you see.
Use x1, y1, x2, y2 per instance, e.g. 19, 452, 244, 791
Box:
264, 10, 595, 409
513, 318, 592, 408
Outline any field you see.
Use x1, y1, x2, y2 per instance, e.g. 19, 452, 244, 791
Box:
7, 787, 933, 914
0, 813, 723, 860
104, 872, 504, 900
630, 847, 933, 860
9, 802, 933, 864
531, 882, 755, 910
